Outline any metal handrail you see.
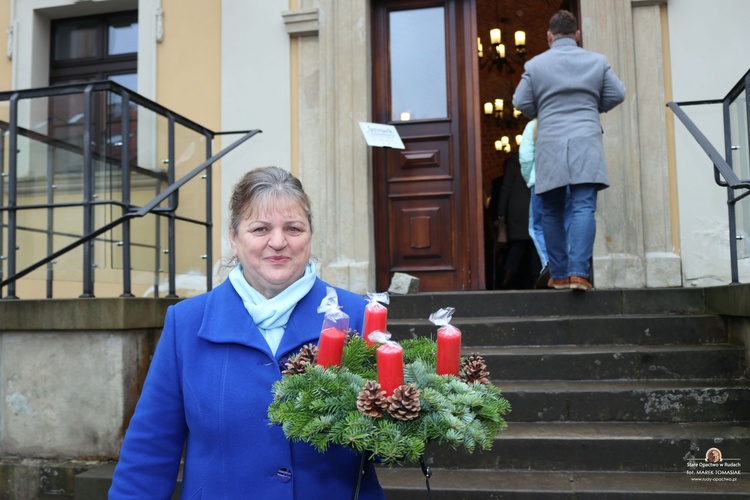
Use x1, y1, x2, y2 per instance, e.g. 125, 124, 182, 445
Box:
667, 69, 750, 284
0, 80, 260, 298
0, 119, 167, 182
0, 129, 259, 292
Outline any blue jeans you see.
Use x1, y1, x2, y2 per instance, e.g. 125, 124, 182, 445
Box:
529, 185, 572, 270
528, 186, 548, 267
540, 183, 597, 280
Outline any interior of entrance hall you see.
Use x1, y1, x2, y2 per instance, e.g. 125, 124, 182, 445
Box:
478, 0, 576, 289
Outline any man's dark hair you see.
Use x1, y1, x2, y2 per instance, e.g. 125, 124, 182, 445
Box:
549, 10, 577, 36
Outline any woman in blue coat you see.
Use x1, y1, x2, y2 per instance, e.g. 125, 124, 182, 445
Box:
109, 166, 384, 499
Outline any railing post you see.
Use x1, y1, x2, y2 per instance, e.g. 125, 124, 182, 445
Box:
120, 91, 134, 297
205, 131, 213, 291
153, 179, 161, 298
0, 124, 5, 299
166, 112, 177, 298
80, 84, 95, 297
723, 99, 740, 284
5, 93, 19, 299
726, 191, 740, 284
46, 135, 55, 298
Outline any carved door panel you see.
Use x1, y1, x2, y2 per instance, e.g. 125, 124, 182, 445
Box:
372, 0, 483, 292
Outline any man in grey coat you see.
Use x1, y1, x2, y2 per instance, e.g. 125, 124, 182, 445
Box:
512, 9, 626, 291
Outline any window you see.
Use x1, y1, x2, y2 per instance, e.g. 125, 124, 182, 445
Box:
389, 7, 448, 121
50, 11, 138, 89
47, 12, 139, 174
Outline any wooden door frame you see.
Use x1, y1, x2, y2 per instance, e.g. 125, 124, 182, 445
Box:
371, 0, 485, 291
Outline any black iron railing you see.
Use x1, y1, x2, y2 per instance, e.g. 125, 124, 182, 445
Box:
0, 81, 260, 299
667, 68, 750, 284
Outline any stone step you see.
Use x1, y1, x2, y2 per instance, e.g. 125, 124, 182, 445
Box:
388, 314, 727, 347
376, 468, 750, 499
498, 379, 750, 422
74, 462, 181, 500
409, 421, 750, 472
388, 288, 708, 319
472, 344, 745, 380
74, 457, 750, 500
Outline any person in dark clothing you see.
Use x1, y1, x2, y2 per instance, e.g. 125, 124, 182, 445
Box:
497, 152, 540, 289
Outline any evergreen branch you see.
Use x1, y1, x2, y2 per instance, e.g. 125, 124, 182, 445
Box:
268, 337, 511, 465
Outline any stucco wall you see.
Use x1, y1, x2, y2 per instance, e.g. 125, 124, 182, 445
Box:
668, 0, 750, 286
219, 0, 292, 279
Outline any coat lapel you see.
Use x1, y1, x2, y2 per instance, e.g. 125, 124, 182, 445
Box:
196, 278, 329, 361
197, 280, 275, 357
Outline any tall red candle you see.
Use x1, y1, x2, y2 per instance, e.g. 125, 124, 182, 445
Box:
316, 327, 346, 367
363, 302, 388, 346
376, 342, 404, 397
436, 325, 462, 376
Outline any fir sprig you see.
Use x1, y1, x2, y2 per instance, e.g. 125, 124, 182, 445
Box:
268, 335, 511, 465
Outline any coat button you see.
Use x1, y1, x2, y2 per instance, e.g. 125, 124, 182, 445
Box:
276, 467, 292, 483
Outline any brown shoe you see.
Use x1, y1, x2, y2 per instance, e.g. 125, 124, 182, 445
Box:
569, 276, 593, 291
547, 277, 570, 289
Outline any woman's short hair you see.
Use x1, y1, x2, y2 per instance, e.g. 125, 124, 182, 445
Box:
229, 166, 313, 233
549, 10, 577, 37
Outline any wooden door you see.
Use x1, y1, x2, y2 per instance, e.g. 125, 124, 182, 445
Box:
372, 0, 483, 292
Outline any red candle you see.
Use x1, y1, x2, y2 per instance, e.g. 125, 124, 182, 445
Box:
376, 343, 404, 397
316, 327, 346, 367
363, 302, 388, 346
436, 325, 462, 376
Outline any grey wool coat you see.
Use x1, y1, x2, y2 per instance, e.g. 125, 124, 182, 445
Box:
512, 37, 626, 195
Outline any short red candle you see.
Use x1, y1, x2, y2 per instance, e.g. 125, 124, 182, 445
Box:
316, 327, 346, 367
363, 302, 388, 346
376, 343, 404, 397
436, 325, 462, 376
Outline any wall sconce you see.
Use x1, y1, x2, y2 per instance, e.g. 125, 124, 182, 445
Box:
495, 136, 511, 153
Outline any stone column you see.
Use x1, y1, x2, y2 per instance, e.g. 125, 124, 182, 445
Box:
284, 0, 373, 295
580, 0, 646, 288
631, 0, 682, 287
581, 0, 681, 288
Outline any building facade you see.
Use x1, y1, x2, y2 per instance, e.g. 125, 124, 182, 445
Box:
1, 0, 749, 298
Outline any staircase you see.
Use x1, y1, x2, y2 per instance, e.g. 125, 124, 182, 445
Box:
376, 287, 750, 498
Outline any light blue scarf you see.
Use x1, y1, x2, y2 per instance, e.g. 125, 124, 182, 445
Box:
229, 261, 317, 355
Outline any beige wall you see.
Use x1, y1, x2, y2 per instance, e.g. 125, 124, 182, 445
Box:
158, 0, 223, 291
158, 0, 221, 130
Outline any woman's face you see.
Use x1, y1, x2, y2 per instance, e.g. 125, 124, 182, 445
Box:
229, 197, 312, 299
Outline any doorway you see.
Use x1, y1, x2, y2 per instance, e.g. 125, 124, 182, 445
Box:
371, 0, 576, 292
371, 0, 482, 292
477, 0, 575, 289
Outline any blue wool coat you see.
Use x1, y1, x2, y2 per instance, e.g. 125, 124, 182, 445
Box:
512, 37, 626, 195
109, 278, 384, 500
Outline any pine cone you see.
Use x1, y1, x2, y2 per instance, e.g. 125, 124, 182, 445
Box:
387, 384, 421, 421
356, 381, 389, 418
461, 353, 490, 385
282, 343, 319, 375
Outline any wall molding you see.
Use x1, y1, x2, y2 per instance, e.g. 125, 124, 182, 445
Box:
282, 8, 319, 37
